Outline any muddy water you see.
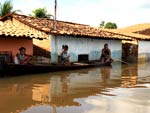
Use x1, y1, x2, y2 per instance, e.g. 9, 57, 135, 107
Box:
0, 62, 149, 113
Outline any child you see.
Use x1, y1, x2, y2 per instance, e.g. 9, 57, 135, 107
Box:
60, 45, 70, 65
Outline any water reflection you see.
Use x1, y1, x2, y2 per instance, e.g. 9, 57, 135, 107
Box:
60, 73, 70, 93
121, 64, 138, 88
31, 68, 117, 107
101, 66, 111, 83
0, 63, 149, 113
83, 88, 150, 113
32, 83, 51, 103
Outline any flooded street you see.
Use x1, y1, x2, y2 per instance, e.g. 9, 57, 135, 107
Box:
0, 62, 150, 113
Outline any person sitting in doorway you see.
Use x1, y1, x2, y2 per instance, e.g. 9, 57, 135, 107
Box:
60, 45, 70, 65
100, 43, 111, 63
15, 47, 32, 64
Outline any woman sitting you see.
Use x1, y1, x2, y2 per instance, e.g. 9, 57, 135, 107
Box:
100, 43, 111, 63
15, 47, 32, 64
60, 45, 70, 65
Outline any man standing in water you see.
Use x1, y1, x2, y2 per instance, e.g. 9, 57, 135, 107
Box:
100, 43, 111, 63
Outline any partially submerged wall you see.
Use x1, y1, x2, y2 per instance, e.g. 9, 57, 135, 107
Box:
138, 40, 150, 62
0, 37, 33, 61
50, 35, 122, 63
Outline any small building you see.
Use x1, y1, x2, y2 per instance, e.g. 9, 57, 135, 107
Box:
0, 13, 132, 63
112, 23, 150, 63
0, 18, 47, 63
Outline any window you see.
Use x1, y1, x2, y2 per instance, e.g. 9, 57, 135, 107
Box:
0, 51, 12, 63
78, 54, 89, 62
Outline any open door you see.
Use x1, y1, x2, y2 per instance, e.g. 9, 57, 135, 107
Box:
122, 42, 138, 63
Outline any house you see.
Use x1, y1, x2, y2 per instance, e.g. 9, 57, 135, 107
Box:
0, 13, 133, 63
0, 18, 47, 63
110, 23, 150, 62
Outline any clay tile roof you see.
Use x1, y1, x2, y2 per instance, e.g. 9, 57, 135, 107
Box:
0, 13, 133, 40
0, 20, 47, 39
109, 23, 150, 40
0, 20, 28, 38
116, 23, 150, 33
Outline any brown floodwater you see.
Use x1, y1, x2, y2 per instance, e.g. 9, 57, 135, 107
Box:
0, 62, 150, 113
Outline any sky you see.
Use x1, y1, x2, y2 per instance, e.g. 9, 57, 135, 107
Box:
1, 0, 150, 28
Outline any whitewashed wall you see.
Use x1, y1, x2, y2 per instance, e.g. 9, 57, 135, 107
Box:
50, 35, 122, 63
138, 41, 150, 62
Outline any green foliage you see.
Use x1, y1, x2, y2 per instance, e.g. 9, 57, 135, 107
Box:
104, 22, 117, 29
99, 21, 118, 29
32, 8, 51, 18
0, 0, 20, 17
99, 21, 105, 28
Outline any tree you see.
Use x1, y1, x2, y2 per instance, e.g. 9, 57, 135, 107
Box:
104, 22, 117, 29
32, 8, 51, 18
99, 21, 105, 28
0, 0, 20, 17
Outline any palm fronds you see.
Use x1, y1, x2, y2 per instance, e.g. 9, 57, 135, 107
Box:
0, 0, 21, 17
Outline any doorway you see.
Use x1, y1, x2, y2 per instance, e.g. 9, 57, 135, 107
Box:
122, 43, 138, 63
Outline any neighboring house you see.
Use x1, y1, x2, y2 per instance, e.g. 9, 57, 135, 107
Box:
0, 13, 132, 63
0, 19, 46, 63
111, 23, 150, 62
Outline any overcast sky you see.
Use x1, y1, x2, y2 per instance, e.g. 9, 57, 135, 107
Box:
1, 0, 150, 28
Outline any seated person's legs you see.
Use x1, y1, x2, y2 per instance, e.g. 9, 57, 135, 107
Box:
105, 55, 110, 63
23, 55, 32, 64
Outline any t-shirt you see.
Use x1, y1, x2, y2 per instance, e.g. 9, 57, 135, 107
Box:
62, 51, 67, 59
14, 54, 25, 64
